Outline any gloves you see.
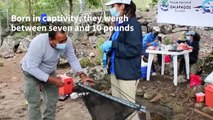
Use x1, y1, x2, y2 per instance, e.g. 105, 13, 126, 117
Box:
150, 42, 159, 46
101, 41, 112, 52
102, 52, 108, 68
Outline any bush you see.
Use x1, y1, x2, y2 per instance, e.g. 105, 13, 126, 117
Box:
96, 37, 104, 65
13, 31, 29, 39
80, 58, 94, 68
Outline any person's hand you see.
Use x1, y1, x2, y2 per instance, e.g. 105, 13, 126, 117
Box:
82, 76, 94, 86
150, 41, 159, 46
101, 41, 112, 52
48, 76, 64, 87
154, 40, 159, 43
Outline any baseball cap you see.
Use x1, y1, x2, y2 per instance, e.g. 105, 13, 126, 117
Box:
105, 0, 131, 6
186, 31, 195, 36
153, 26, 160, 32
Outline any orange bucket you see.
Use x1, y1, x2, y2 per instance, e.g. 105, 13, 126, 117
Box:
58, 75, 74, 95
196, 92, 205, 103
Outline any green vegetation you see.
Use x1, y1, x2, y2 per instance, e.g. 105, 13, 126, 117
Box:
96, 37, 105, 65
164, 36, 171, 45
13, 31, 29, 39
0, 60, 4, 67
80, 58, 94, 68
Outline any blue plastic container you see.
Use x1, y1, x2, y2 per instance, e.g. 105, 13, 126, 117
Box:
141, 66, 152, 79
141, 66, 147, 79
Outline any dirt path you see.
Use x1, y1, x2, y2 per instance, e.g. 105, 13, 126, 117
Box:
0, 53, 91, 120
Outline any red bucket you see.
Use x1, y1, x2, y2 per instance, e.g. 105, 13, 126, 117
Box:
196, 92, 205, 103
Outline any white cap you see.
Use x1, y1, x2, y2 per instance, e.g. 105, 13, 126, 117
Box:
105, 0, 131, 6
186, 31, 195, 36
153, 26, 160, 32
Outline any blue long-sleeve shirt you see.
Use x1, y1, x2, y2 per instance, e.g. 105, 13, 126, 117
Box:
142, 32, 155, 55
142, 32, 155, 49
21, 33, 83, 82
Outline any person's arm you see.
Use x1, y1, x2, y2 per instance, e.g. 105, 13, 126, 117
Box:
65, 40, 83, 73
112, 22, 142, 59
65, 39, 94, 84
26, 40, 49, 82
26, 39, 63, 87
143, 34, 150, 47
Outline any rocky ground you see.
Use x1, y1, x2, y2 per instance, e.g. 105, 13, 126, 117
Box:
0, 53, 92, 120
0, 51, 213, 120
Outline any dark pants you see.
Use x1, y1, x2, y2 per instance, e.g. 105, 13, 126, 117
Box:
178, 57, 197, 76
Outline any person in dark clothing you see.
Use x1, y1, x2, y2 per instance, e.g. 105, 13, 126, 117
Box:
178, 31, 200, 75
102, 0, 142, 119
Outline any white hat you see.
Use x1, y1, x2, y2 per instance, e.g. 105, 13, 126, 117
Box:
186, 31, 195, 36
153, 26, 160, 32
105, 0, 131, 6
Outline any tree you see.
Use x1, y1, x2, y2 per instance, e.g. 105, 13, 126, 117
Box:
68, 0, 73, 16
25, 0, 33, 36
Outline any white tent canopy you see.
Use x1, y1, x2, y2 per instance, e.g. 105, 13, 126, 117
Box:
157, 0, 213, 27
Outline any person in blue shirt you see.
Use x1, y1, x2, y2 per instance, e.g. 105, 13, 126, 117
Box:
101, 0, 142, 119
142, 26, 160, 56
178, 31, 200, 76
142, 27, 161, 75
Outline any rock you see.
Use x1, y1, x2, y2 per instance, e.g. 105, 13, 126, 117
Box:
0, 95, 5, 99
16, 37, 31, 53
12, 90, 20, 95
147, 22, 158, 31
169, 93, 176, 97
89, 52, 95, 57
177, 75, 187, 84
58, 56, 68, 67
0, 36, 16, 58
201, 107, 213, 116
150, 94, 163, 103
160, 24, 173, 34
172, 27, 188, 33
10, 76, 19, 82
0, 83, 8, 88
143, 91, 156, 100
136, 9, 144, 19
186, 85, 204, 98
136, 88, 144, 96
67, 66, 110, 91
160, 95, 173, 105
88, 36, 98, 48
172, 114, 185, 120
172, 104, 188, 114
194, 103, 205, 110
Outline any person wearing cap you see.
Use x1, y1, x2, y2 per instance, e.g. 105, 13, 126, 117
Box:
178, 31, 200, 75
21, 30, 94, 120
141, 26, 160, 56
101, 0, 142, 119
141, 26, 161, 75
